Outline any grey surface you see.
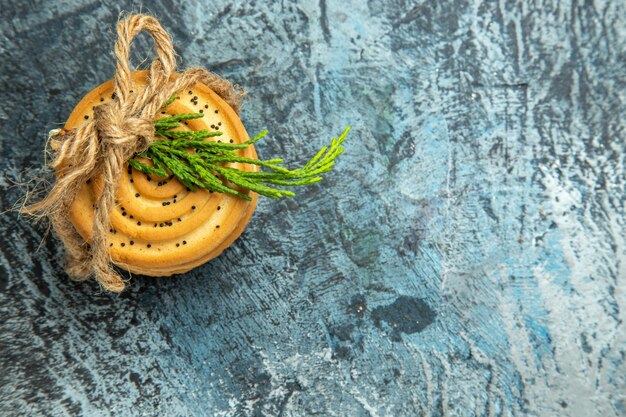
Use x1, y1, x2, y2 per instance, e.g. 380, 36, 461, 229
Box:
1, 1, 625, 416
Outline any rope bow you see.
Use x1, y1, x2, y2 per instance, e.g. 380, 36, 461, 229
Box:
22, 14, 244, 292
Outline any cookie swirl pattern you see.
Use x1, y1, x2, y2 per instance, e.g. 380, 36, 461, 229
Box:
66, 71, 258, 276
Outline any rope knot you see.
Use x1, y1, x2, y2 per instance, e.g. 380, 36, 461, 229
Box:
93, 104, 155, 152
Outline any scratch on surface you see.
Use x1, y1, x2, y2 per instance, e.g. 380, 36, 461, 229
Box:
417, 351, 435, 416
319, 0, 331, 44
313, 65, 323, 123
460, 332, 505, 417
318, 319, 334, 355
352, 395, 382, 417
441, 116, 453, 291
432, 350, 451, 416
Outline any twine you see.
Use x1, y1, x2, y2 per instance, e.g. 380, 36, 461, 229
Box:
22, 14, 244, 292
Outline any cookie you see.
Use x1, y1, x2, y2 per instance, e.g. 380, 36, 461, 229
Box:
64, 70, 258, 276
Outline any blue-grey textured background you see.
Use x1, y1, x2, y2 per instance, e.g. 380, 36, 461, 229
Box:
1, 1, 625, 416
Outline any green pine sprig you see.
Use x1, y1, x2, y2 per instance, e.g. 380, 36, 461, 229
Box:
129, 102, 349, 201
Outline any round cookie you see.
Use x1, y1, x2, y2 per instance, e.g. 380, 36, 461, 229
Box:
64, 70, 258, 276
